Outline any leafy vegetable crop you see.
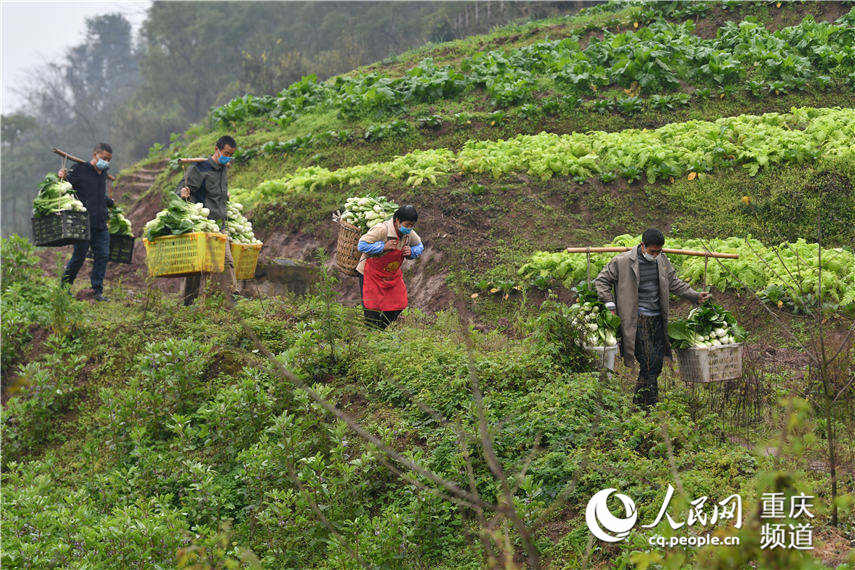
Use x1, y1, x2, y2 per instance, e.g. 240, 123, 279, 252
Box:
339, 195, 398, 233
143, 196, 221, 240
224, 202, 261, 245
32, 174, 86, 217
518, 234, 855, 314
247, 107, 854, 197
208, 8, 855, 126
667, 302, 746, 349
107, 206, 133, 237
569, 282, 620, 347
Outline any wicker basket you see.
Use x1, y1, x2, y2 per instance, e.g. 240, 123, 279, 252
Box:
87, 234, 135, 264
31, 211, 90, 247
143, 232, 227, 278
676, 343, 743, 383
231, 242, 263, 280
335, 220, 362, 275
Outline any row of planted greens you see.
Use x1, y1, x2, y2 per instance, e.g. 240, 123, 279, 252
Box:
515, 234, 855, 314
210, 6, 855, 126
235, 107, 854, 205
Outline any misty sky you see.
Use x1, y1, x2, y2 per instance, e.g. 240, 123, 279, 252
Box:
2, 1, 150, 114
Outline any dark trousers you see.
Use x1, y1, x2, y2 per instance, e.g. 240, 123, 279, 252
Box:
61, 227, 110, 294
358, 273, 402, 330
634, 314, 666, 407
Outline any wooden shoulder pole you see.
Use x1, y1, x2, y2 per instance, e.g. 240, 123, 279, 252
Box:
52, 147, 116, 181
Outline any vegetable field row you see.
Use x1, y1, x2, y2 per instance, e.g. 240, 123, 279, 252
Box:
210, 7, 855, 126
239, 107, 854, 204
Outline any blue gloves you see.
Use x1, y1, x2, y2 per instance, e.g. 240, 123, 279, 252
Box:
357, 240, 385, 255
407, 243, 424, 259
358, 240, 424, 258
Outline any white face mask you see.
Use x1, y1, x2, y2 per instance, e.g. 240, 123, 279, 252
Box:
641, 246, 659, 262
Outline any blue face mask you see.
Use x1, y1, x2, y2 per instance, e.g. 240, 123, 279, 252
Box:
96, 158, 110, 170
218, 155, 232, 165
398, 225, 412, 235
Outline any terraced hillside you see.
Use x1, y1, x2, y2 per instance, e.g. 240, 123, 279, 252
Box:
92, 0, 855, 308
7, 1, 855, 568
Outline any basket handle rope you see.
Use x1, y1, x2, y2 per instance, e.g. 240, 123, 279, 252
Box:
59, 154, 83, 203
181, 164, 191, 202
703, 255, 709, 292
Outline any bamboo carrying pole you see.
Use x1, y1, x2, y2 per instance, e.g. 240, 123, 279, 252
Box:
566, 245, 739, 288
564, 246, 739, 259
52, 147, 116, 181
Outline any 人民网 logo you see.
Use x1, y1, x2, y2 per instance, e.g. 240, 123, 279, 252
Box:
585, 488, 638, 542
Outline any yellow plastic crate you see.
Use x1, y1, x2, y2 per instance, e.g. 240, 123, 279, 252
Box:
143, 232, 227, 277
231, 242, 263, 280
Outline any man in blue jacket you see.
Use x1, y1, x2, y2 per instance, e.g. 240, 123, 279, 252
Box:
58, 142, 115, 301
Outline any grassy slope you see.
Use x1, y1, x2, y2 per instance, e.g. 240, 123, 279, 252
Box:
3, 241, 851, 568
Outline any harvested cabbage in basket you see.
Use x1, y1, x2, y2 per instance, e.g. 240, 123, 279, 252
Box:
33, 173, 86, 217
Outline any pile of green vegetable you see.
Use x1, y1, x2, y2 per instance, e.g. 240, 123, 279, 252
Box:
107, 206, 133, 237
32, 174, 86, 217
667, 302, 746, 350
339, 195, 398, 232
225, 202, 261, 245
143, 196, 221, 240
569, 283, 620, 347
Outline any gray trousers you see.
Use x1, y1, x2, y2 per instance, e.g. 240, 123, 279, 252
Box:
183, 239, 238, 306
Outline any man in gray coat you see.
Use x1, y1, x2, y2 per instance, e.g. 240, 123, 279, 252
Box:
594, 228, 711, 407
178, 135, 238, 306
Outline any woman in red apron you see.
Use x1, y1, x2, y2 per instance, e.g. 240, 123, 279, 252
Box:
356, 205, 424, 329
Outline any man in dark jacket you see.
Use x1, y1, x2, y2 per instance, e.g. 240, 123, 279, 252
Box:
58, 142, 115, 301
178, 135, 238, 306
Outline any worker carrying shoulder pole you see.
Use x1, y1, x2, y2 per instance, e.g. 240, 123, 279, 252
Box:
177, 135, 239, 306
58, 142, 115, 302
355, 205, 424, 329
594, 228, 711, 408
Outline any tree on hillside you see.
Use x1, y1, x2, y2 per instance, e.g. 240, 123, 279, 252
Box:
1, 13, 139, 238
138, 2, 240, 120
64, 14, 140, 133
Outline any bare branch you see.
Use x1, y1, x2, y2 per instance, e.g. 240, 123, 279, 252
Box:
284, 458, 367, 567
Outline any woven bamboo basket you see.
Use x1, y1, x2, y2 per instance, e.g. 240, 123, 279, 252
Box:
335, 219, 362, 275
676, 343, 743, 383
143, 232, 227, 278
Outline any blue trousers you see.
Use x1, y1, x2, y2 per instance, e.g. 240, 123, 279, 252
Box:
61, 227, 110, 294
